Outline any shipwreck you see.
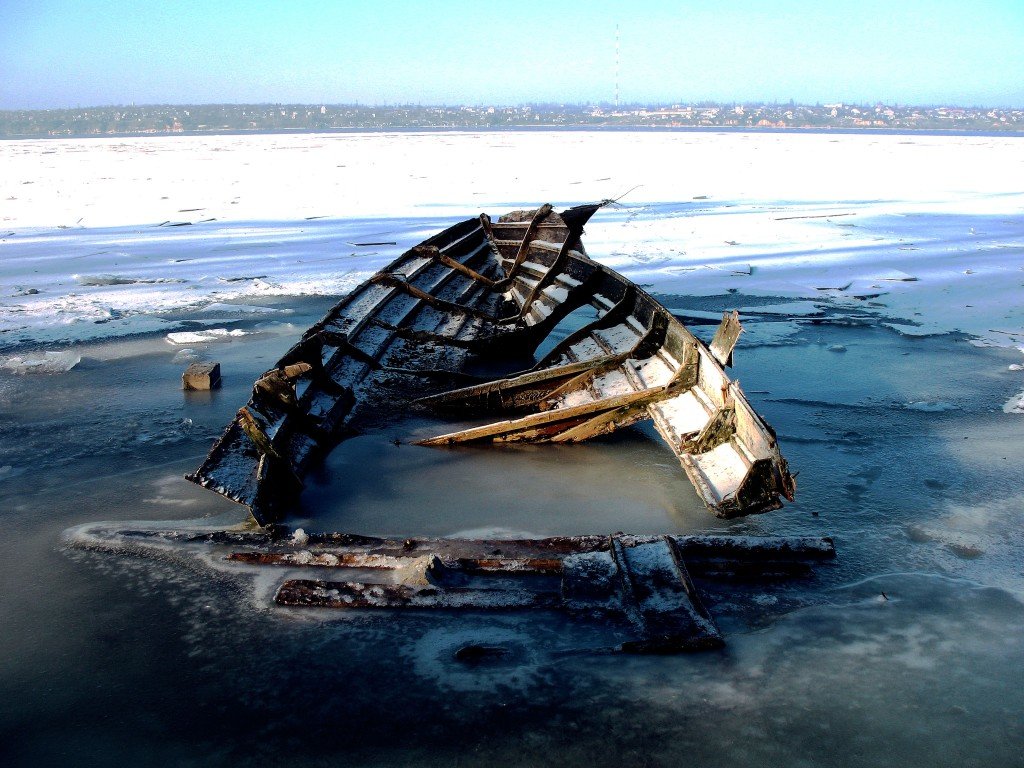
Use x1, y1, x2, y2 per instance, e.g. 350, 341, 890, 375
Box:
73, 203, 830, 654
187, 201, 796, 525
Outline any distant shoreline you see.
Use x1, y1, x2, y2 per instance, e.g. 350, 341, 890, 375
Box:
2, 124, 1022, 141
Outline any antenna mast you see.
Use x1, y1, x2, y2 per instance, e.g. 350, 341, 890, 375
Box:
615, 24, 620, 109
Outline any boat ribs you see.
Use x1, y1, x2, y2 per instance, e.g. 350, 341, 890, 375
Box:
187, 203, 796, 525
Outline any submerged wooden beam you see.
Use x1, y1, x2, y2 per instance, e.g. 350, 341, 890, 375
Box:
74, 521, 834, 654
710, 310, 743, 367
277, 580, 558, 610
260, 532, 820, 652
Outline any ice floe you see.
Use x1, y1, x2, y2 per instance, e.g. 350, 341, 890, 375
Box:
1004, 392, 1024, 414
165, 328, 249, 345
1, 350, 81, 374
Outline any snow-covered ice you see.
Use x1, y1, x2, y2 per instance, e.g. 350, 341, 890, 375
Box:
165, 328, 250, 344
1, 130, 1021, 350
2, 130, 1023, 767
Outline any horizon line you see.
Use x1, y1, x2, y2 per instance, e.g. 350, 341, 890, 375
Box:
3, 99, 1023, 112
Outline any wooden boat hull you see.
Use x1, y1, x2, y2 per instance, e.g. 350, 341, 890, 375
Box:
187, 204, 795, 526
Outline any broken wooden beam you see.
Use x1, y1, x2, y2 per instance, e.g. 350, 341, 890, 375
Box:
710, 310, 743, 367
70, 522, 835, 654
182, 361, 221, 390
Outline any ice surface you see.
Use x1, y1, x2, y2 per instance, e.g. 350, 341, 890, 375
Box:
165, 328, 249, 344
2, 130, 1023, 767
1, 349, 81, 373
2, 131, 1021, 351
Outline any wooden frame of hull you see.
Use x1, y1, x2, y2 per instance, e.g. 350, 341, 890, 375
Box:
187, 204, 795, 526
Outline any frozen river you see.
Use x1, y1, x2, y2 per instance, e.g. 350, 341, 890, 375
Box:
1, 130, 1022, 766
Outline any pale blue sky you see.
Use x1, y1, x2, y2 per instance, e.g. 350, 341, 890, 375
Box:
1, 0, 1021, 109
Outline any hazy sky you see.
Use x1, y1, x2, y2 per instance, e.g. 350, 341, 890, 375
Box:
1, 0, 1021, 109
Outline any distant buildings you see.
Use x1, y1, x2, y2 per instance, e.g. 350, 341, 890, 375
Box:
0, 101, 1021, 138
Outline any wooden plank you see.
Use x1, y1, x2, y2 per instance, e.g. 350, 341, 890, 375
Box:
516, 237, 574, 318
275, 580, 557, 609
612, 535, 723, 652
415, 244, 496, 287
680, 405, 736, 454
533, 286, 637, 368
495, 203, 553, 285
370, 273, 494, 320
415, 384, 677, 445
710, 310, 743, 367
415, 353, 625, 413
230, 551, 563, 574
549, 399, 654, 443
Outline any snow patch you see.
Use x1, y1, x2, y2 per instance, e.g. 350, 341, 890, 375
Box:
166, 328, 249, 345
1004, 392, 1024, 415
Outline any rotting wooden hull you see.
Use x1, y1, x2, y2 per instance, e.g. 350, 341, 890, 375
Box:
187, 203, 796, 527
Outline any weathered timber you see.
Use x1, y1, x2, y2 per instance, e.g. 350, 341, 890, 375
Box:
269, 533, 737, 651
493, 203, 554, 287
182, 361, 221, 390
70, 522, 835, 653
188, 203, 795, 526
276, 580, 558, 610
710, 310, 743, 367
75, 522, 836, 569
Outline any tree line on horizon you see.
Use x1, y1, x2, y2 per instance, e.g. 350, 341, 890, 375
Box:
1, 101, 1020, 138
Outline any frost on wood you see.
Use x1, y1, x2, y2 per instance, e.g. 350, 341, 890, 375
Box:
69, 523, 835, 654
187, 203, 796, 526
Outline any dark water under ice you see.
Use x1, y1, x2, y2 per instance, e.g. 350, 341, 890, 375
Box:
1, 293, 1023, 767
